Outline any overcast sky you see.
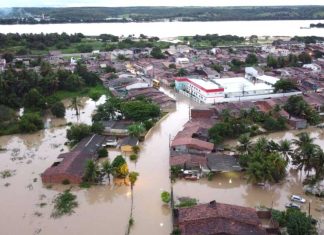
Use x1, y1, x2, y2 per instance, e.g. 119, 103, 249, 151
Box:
2, 0, 324, 8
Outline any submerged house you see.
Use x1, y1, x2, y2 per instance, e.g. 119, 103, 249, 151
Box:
174, 201, 268, 235
119, 136, 139, 152
206, 153, 242, 173
41, 134, 106, 184
171, 137, 214, 154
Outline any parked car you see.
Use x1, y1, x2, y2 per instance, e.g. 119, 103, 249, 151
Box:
285, 202, 301, 210
291, 195, 306, 203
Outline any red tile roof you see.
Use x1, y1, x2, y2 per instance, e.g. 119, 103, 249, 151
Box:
176, 202, 266, 235
171, 137, 214, 151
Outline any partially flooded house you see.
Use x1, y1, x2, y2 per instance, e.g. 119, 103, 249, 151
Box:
173, 201, 270, 235
41, 134, 106, 184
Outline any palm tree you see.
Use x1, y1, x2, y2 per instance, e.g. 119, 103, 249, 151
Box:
127, 171, 139, 235
312, 148, 324, 180
69, 97, 82, 117
83, 159, 99, 183
254, 137, 269, 152
237, 133, 252, 154
101, 159, 114, 184
279, 139, 293, 162
292, 132, 318, 175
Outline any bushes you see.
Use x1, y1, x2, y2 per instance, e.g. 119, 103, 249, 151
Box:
51, 101, 66, 118
161, 191, 171, 204
97, 148, 108, 158
66, 123, 91, 143
19, 112, 44, 133
51, 190, 78, 218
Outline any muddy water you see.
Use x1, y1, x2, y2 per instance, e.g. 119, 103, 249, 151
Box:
0, 91, 324, 235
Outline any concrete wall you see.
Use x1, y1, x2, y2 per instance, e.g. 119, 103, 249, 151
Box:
191, 109, 215, 119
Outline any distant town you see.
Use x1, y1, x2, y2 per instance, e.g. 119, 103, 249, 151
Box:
0, 32, 324, 235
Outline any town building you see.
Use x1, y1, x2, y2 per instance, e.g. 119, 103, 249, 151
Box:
174, 201, 269, 235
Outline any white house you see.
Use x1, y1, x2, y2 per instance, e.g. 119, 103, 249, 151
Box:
176, 58, 189, 65
0, 59, 6, 72
70, 57, 78, 65
111, 49, 134, 60
303, 64, 321, 72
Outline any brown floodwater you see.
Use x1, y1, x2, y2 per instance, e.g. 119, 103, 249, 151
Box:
0, 91, 323, 235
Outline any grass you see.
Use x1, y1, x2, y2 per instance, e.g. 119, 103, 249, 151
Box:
51, 190, 78, 218
50, 84, 109, 101
0, 123, 20, 136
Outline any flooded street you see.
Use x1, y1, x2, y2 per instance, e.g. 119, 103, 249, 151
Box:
0, 90, 324, 234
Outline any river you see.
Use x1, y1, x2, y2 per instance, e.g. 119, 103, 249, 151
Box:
0, 20, 324, 37
0, 89, 324, 235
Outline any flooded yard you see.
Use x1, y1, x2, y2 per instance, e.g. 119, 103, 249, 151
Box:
0, 91, 324, 234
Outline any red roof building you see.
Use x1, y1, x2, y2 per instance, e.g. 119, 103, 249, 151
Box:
174, 201, 267, 235
41, 134, 105, 184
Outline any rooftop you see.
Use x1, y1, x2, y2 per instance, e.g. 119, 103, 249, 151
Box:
175, 201, 266, 235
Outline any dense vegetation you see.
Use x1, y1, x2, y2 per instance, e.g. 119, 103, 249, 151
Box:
0, 33, 169, 55
208, 107, 287, 144
1, 6, 324, 24
238, 136, 288, 184
284, 96, 321, 125
51, 190, 78, 218
93, 97, 161, 122
272, 208, 316, 235
0, 60, 105, 135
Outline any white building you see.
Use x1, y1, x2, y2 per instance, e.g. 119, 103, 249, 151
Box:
175, 75, 279, 104
111, 49, 134, 60
0, 59, 6, 72
176, 58, 189, 65
175, 77, 224, 103
303, 64, 321, 72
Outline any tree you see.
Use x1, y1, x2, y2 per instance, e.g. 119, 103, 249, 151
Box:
51, 101, 66, 118
83, 159, 99, 183
279, 140, 293, 162
120, 100, 160, 122
286, 209, 313, 235
211, 63, 223, 73
102, 159, 114, 184
267, 55, 278, 68
292, 132, 318, 175
168, 63, 176, 69
111, 155, 128, 178
66, 123, 91, 143
237, 133, 252, 154
24, 88, 47, 111
97, 148, 108, 158
150, 47, 165, 59
176, 68, 187, 76
89, 91, 101, 102
2, 52, 14, 63
128, 123, 145, 138
298, 52, 312, 65
273, 79, 296, 93
245, 53, 258, 65
127, 171, 139, 235
69, 97, 82, 117
132, 146, 140, 154
91, 122, 104, 134
19, 112, 44, 133
161, 191, 171, 204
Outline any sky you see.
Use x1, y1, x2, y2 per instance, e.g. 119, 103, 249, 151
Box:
1, 0, 324, 8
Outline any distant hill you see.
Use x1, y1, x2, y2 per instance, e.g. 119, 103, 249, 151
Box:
0, 6, 324, 24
